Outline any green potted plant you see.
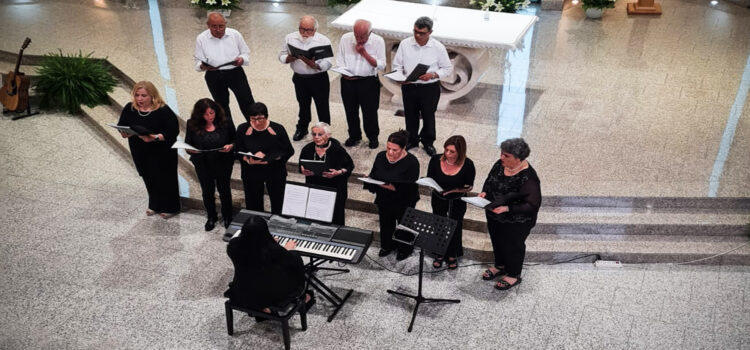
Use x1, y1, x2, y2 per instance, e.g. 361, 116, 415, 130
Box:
470, 0, 531, 13
190, 0, 241, 17
581, 0, 616, 18
35, 50, 117, 114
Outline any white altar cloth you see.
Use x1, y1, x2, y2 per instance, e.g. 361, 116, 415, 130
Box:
330, 0, 538, 50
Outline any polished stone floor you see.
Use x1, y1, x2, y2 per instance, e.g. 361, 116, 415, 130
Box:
1, 0, 750, 349
1, 0, 748, 197
0, 113, 748, 349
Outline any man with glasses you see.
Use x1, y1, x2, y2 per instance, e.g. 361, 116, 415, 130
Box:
335, 19, 386, 149
279, 15, 333, 141
194, 12, 254, 126
392, 16, 453, 157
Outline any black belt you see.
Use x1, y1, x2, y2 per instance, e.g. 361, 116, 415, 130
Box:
342, 75, 377, 81
293, 72, 328, 79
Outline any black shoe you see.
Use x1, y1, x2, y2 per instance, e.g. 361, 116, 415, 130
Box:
406, 143, 419, 150
222, 232, 233, 242
293, 130, 307, 141
424, 145, 436, 156
344, 137, 361, 147
223, 217, 232, 229
396, 250, 411, 261
378, 248, 393, 257
205, 218, 217, 231
368, 139, 379, 149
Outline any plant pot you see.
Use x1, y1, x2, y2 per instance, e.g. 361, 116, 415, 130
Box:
585, 7, 604, 18
207, 9, 232, 17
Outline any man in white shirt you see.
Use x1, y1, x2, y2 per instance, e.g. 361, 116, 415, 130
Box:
336, 19, 386, 149
392, 16, 453, 156
279, 15, 333, 141
194, 12, 254, 125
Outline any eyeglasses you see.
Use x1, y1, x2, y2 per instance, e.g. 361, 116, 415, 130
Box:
311, 132, 326, 137
413, 29, 430, 36
299, 27, 315, 33
249, 117, 266, 122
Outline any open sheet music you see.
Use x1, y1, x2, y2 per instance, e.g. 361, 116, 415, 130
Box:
384, 63, 429, 82
171, 140, 223, 152
237, 151, 266, 161
108, 124, 153, 136
416, 177, 443, 192
282, 183, 337, 223
358, 177, 385, 185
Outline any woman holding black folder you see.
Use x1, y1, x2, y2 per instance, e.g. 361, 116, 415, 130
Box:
478, 138, 541, 291
298, 122, 354, 225
117, 81, 180, 219
364, 130, 420, 261
426, 135, 475, 270
185, 98, 236, 231
235, 102, 294, 214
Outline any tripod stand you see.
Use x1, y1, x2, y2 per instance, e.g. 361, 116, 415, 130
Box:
386, 208, 460, 332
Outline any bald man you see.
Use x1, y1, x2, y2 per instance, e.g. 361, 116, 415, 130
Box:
278, 15, 333, 141
194, 12, 255, 124
335, 19, 386, 149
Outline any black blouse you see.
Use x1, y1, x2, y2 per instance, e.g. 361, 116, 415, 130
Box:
185, 121, 236, 163
481, 160, 542, 223
426, 155, 476, 200
298, 138, 354, 190
365, 151, 420, 207
235, 121, 294, 175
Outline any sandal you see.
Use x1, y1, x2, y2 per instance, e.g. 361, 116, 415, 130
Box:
433, 257, 444, 269
495, 277, 522, 290
447, 257, 458, 270
481, 267, 506, 280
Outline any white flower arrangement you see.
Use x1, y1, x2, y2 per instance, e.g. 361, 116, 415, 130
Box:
189, 0, 241, 10
470, 0, 530, 12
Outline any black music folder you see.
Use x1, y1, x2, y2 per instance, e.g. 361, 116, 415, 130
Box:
300, 159, 326, 176
288, 44, 334, 60
384, 63, 430, 82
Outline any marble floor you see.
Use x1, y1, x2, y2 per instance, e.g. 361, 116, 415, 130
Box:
0, 112, 748, 349
1, 0, 750, 349
0, 0, 748, 198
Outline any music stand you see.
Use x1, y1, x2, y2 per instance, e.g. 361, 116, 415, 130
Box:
387, 207, 460, 332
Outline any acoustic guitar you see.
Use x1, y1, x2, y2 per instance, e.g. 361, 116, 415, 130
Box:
0, 37, 32, 112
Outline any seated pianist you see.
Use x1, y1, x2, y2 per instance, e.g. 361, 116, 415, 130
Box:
226, 217, 314, 316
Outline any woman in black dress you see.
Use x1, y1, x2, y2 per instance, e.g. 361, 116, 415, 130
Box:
185, 98, 236, 231
226, 216, 313, 312
235, 102, 294, 214
117, 81, 180, 218
299, 122, 354, 225
364, 130, 420, 261
427, 135, 475, 270
479, 138, 541, 290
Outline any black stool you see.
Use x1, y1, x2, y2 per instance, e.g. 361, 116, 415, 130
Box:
225, 291, 308, 350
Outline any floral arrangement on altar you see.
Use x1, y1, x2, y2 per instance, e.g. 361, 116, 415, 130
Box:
469, 0, 530, 13
189, 0, 241, 10
581, 0, 616, 10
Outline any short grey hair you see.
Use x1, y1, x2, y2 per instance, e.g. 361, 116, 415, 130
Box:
414, 16, 433, 32
311, 122, 331, 136
300, 15, 319, 30
500, 138, 530, 160
207, 11, 227, 23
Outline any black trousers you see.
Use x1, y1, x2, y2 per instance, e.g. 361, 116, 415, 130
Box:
241, 167, 286, 214
341, 76, 380, 141
193, 159, 233, 220
141, 152, 180, 214
401, 82, 440, 147
487, 220, 534, 277
431, 195, 467, 258
377, 204, 413, 254
332, 186, 347, 226
205, 67, 254, 123
292, 72, 330, 132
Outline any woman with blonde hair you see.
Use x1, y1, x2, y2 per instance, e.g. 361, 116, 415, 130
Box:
117, 81, 180, 218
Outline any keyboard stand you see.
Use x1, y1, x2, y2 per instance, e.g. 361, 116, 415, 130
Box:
305, 257, 352, 322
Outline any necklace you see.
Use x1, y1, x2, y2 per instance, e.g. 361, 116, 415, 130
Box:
505, 161, 526, 174
137, 107, 152, 117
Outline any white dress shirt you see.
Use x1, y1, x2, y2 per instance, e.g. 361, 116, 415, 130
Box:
392, 36, 452, 84
194, 28, 250, 72
335, 32, 386, 77
278, 32, 333, 75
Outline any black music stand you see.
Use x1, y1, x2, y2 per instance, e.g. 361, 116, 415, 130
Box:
387, 208, 460, 332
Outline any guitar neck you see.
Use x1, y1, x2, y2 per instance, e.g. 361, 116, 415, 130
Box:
13, 48, 24, 75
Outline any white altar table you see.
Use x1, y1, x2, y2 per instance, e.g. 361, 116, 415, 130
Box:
331, 0, 539, 108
